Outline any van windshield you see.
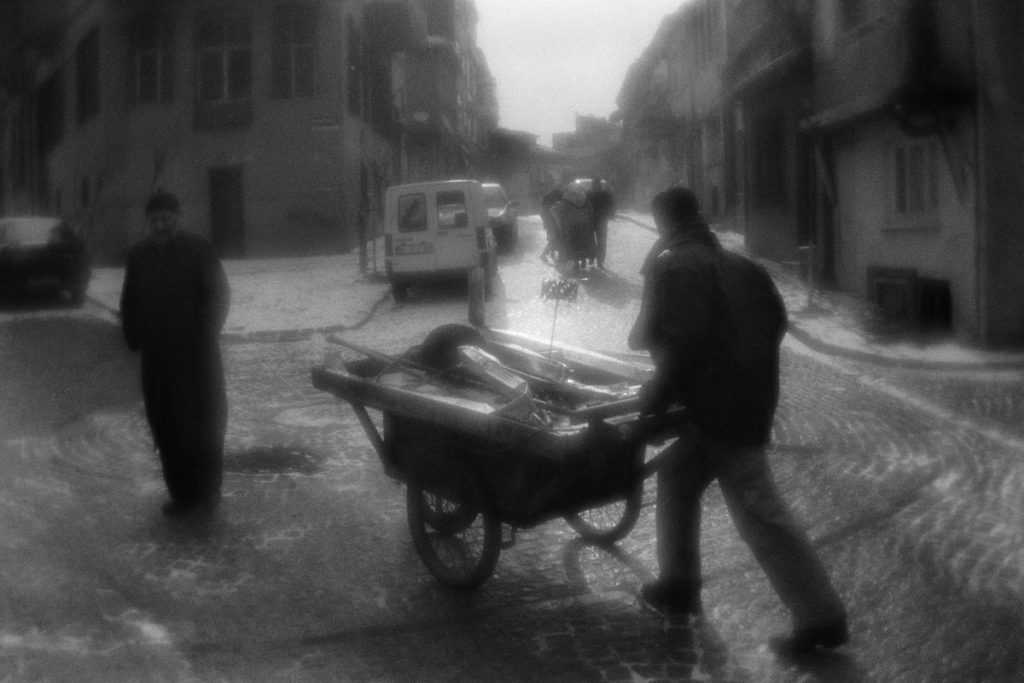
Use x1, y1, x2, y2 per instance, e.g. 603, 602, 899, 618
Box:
482, 186, 506, 208
436, 191, 468, 230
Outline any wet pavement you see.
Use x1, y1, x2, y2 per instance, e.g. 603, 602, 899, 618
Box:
2, 216, 1024, 680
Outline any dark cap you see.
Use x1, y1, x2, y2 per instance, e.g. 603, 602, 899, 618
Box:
145, 190, 180, 215
652, 186, 700, 223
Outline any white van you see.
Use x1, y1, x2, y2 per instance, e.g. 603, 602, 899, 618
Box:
383, 179, 496, 302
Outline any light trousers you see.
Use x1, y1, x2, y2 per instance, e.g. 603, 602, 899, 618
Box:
656, 423, 847, 628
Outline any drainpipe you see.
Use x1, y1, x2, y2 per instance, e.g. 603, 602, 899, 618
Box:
970, 0, 987, 345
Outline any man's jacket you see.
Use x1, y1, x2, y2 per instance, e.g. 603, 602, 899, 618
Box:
629, 221, 787, 446
121, 231, 230, 356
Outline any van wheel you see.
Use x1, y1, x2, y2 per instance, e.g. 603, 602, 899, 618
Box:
392, 282, 409, 302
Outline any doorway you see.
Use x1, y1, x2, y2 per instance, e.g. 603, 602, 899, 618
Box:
209, 166, 245, 257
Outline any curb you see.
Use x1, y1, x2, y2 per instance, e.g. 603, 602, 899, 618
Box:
786, 322, 1024, 372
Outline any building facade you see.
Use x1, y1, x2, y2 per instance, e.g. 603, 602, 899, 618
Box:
803, 0, 1024, 345
393, 0, 496, 184
0, 0, 496, 263
617, 0, 1024, 347
616, 0, 732, 220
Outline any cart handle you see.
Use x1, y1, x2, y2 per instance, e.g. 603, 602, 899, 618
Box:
636, 406, 688, 477
327, 335, 434, 377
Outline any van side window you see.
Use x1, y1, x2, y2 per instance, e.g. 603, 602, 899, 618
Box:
436, 191, 468, 230
397, 193, 427, 233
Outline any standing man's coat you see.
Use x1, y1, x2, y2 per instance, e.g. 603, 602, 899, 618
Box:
551, 190, 595, 269
121, 196, 230, 512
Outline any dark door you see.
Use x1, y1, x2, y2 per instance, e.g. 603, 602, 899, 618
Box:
209, 167, 245, 258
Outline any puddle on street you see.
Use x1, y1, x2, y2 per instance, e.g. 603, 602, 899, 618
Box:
224, 445, 326, 475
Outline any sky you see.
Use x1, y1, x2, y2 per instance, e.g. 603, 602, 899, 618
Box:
474, 1, 688, 147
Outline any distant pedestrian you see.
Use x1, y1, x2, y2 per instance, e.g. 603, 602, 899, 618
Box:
628, 186, 848, 656
540, 185, 564, 262
587, 178, 616, 268
121, 190, 231, 516
551, 187, 595, 272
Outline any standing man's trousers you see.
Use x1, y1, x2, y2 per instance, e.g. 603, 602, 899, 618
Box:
656, 423, 847, 628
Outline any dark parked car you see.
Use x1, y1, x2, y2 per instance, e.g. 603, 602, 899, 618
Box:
482, 183, 518, 253
0, 216, 91, 305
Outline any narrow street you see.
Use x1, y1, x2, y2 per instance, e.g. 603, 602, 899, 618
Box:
1, 216, 1023, 681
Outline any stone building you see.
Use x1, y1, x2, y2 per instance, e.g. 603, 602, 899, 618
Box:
616, 0, 732, 221
0, 0, 496, 262
394, 0, 497, 184
802, 0, 1024, 345
617, 0, 1024, 347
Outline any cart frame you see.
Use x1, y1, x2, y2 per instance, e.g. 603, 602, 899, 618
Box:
311, 327, 680, 589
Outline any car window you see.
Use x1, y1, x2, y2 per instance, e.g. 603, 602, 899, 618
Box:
436, 191, 468, 230
482, 186, 506, 208
397, 193, 427, 233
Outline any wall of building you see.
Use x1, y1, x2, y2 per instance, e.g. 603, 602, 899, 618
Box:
831, 116, 978, 334
735, 77, 810, 262
976, 0, 1024, 345
2, 0, 472, 263
23, 0, 371, 262
812, 0, 911, 110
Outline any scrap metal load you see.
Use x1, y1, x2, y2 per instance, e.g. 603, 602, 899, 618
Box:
311, 323, 682, 540
322, 324, 645, 430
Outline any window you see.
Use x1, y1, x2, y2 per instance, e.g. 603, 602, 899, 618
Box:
272, 5, 316, 99
76, 29, 99, 124
398, 193, 427, 233
196, 10, 252, 102
130, 13, 174, 105
437, 191, 468, 230
894, 140, 939, 217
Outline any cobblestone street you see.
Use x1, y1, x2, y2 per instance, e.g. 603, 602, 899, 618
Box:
2, 217, 1024, 680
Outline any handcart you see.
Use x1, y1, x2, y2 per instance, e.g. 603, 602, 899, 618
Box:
310, 324, 682, 590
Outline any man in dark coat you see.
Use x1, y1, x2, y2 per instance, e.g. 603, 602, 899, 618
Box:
628, 187, 848, 656
587, 178, 616, 268
121, 190, 230, 515
540, 185, 564, 262
551, 187, 595, 272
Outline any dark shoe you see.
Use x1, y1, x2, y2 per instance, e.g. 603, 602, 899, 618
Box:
640, 579, 702, 615
161, 499, 191, 517
769, 619, 849, 656
162, 494, 219, 518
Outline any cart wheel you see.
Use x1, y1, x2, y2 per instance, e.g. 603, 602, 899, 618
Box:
565, 485, 642, 543
418, 324, 486, 371
407, 466, 501, 590
420, 485, 478, 534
